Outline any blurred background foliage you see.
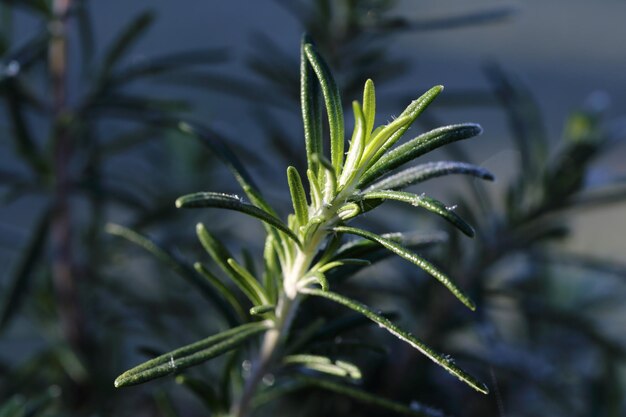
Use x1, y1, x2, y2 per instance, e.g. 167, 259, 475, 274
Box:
1, 0, 625, 416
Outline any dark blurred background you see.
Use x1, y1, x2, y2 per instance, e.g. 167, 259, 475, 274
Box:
1, 1, 625, 416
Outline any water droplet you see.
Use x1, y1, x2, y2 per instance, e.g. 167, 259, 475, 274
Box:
169, 355, 177, 370
409, 401, 422, 411
4, 60, 20, 77
446, 205, 457, 211
48, 385, 62, 398
262, 374, 275, 386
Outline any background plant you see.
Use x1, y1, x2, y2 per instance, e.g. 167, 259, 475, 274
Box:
0, 0, 232, 414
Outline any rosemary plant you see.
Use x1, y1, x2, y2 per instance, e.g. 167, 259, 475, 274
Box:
0, 1, 229, 413
113, 38, 494, 416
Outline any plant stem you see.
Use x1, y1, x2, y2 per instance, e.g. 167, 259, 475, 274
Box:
232, 187, 348, 416
50, 0, 85, 354
233, 228, 325, 416
233, 295, 299, 417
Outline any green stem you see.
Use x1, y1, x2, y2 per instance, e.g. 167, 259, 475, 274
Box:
233, 295, 299, 417
232, 176, 357, 416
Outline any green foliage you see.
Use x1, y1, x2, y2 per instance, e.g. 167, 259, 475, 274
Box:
113, 39, 492, 417
0, 1, 231, 414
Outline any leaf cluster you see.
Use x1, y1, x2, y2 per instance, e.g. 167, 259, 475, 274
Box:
112, 37, 493, 417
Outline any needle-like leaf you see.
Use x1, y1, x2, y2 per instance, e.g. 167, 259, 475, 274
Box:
114, 322, 270, 387
177, 192, 300, 246
332, 231, 448, 261
250, 305, 275, 316
0, 208, 50, 331
333, 226, 476, 310
101, 11, 155, 76
359, 123, 483, 187
304, 43, 344, 174
284, 355, 361, 380
359, 190, 475, 237
363, 85, 444, 170
194, 262, 246, 321
196, 223, 264, 306
287, 166, 309, 228
106, 223, 239, 326
300, 288, 487, 394
365, 161, 494, 191
338, 101, 366, 187
227, 258, 269, 305
4, 79, 48, 175
300, 35, 323, 173
362, 79, 376, 139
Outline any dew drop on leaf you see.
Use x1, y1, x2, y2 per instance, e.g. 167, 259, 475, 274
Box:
5, 61, 20, 77
409, 401, 422, 411
262, 374, 275, 386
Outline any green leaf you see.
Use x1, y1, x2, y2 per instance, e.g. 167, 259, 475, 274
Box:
250, 304, 275, 316
262, 235, 280, 303
284, 355, 361, 380
361, 115, 413, 166
175, 122, 286, 263
317, 259, 371, 273
332, 231, 447, 261
363, 85, 444, 170
300, 288, 488, 394
175, 122, 263, 202
312, 153, 337, 201
287, 166, 309, 228
227, 258, 269, 305
359, 190, 475, 237
75, 0, 95, 71
337, 202, 361, 221
485, 64, 548, 176
359, 123, 483, 187
194, 262, 246, 321
101, 11, 155, 76
114, 322, 270, 387
338, 101, 366, 188
294, 375, 453, 416
300, 35, 323, 173
304, 43, 344, 174
362, 79, 376, 139
333, 226, 476, 310
306, 168, 323, 209
0, 208, 50, 331
196, 223, 265, 306
177, 192, 300, 246
299, 271, 328, 292
106, 224, 239, 326
4, 79, 48, 175
366, 161, 494, 191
